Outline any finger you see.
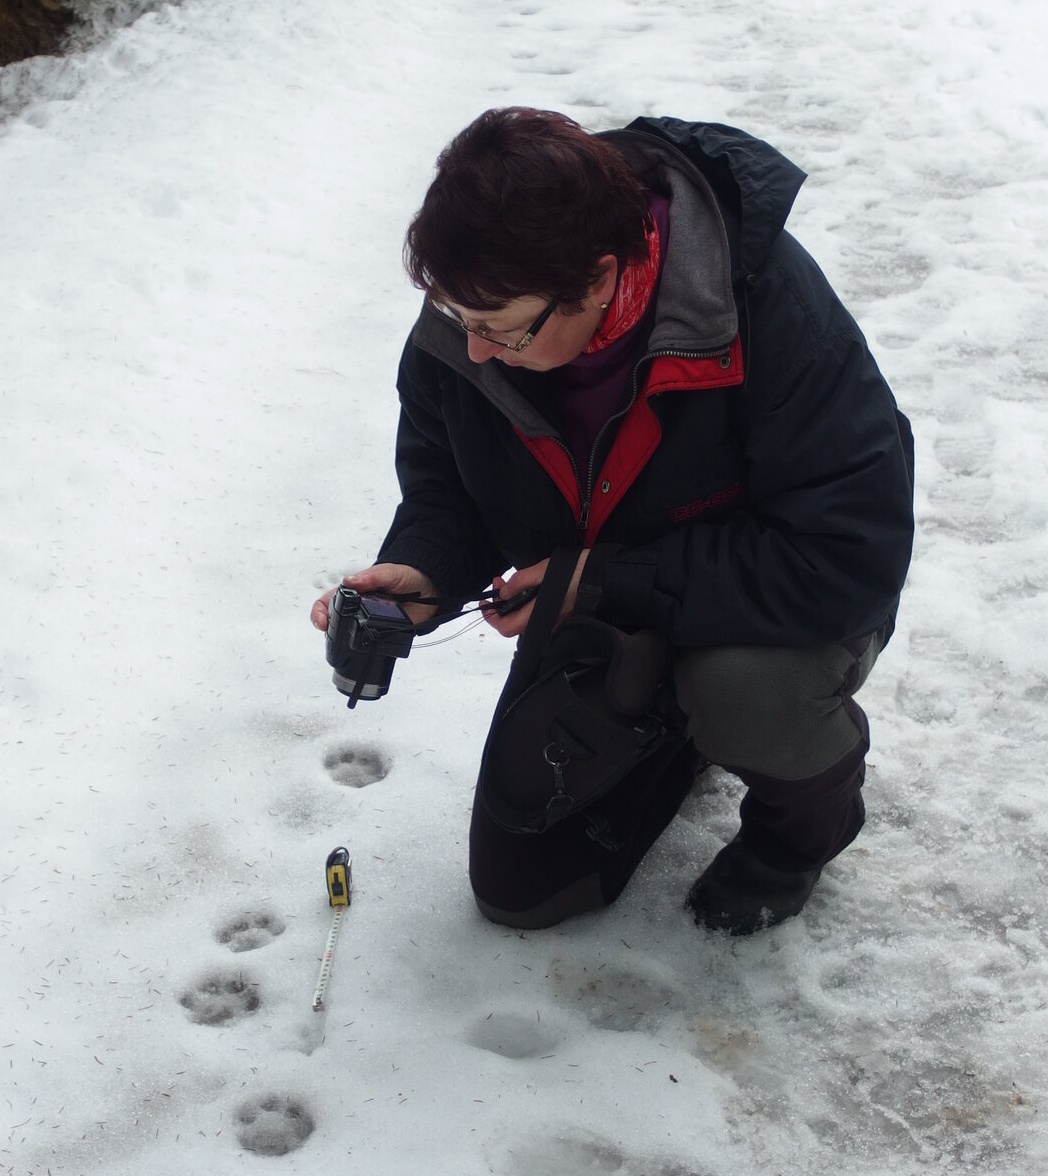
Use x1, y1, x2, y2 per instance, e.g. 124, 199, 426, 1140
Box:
483, 599, 534, 638
343, 564, 412, 596
310, 585, 339, 628
499, 559, 549, 599
482, 610, 516, 637
342, 570, 377, 591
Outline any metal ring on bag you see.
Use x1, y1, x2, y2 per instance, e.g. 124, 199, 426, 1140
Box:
543, 742, 570, 766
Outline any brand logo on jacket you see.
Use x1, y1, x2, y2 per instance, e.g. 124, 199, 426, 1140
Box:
670, 481, 744, 523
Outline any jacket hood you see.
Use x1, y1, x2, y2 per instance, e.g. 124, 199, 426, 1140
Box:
612, 118, 807, 279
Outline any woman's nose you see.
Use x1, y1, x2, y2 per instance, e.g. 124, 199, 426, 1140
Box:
466, 334, 506, 364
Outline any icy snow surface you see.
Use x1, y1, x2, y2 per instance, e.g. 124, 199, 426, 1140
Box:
2, 0, 1048, 1173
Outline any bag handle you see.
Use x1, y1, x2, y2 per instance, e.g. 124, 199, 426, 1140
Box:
492, 548, 583, 720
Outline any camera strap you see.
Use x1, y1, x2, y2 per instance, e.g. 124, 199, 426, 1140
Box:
488, 549, 586, 722
368, 585, 541, 631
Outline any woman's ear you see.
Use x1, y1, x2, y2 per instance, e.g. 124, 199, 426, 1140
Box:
594, 255, 619, 306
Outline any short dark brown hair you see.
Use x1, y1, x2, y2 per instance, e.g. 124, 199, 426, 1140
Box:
404, 107, 652, 311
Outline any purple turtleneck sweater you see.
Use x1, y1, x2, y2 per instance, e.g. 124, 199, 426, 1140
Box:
553, 192, 670, 481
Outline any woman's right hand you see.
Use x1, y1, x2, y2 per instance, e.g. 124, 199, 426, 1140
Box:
310, 564, 440, 631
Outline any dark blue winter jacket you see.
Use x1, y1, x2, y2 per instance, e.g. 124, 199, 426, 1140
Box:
377, 117, 915, 648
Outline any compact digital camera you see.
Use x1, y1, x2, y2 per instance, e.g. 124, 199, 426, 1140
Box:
325, 587, 416, 708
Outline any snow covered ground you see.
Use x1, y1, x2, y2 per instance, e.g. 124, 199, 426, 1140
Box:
2, 0, 1047, 1172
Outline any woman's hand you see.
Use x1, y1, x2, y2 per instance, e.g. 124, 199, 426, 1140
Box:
483, 550, 590, 638
310, 564, 440, 631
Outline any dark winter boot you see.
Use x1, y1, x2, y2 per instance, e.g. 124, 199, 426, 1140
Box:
685, 836, 820, 935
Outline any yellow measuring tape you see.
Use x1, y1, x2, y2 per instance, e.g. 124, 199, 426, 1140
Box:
326, 846, 352, 907
312, 846, 352, 1012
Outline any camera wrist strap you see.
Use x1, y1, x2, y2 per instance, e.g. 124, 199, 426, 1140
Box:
371, 586, 539, 630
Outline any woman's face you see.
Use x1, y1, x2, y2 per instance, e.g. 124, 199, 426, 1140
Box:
447, 257, 618, 372
448, 296, 592, 370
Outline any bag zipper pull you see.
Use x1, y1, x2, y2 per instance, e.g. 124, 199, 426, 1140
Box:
544, 741, 570, 796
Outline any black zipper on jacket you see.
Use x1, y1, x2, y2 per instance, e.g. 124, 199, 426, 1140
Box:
573, 343, 734, 544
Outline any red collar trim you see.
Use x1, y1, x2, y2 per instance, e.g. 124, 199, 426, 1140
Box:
582, 216, 661, 354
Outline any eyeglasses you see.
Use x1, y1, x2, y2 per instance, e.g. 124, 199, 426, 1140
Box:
431, 298, 557, 353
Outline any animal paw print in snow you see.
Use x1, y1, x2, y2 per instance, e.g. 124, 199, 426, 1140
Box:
178, 971, 261, 1026
323, 743, 389, 787
235, 1094, 315, 1156
214, 910, 286, 953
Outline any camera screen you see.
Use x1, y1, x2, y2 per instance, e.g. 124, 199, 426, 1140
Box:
364, 597, 410, 620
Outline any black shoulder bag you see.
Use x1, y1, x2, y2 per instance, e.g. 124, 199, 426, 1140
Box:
476, 549, 688, 840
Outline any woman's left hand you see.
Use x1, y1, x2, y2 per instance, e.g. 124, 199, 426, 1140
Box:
482, 551, 590, 638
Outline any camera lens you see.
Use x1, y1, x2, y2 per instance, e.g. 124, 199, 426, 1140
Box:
331, 657, 395, 701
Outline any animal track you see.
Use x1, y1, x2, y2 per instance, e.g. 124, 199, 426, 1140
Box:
549, 959, 684, 1033
323, 743, 389, 787
235, 1094, 315, 1156
178, 971, 261, 1025
505, 1134, 628, 1175
934, 429, 995, 477
689, 1014, 761, 1074
466, 1010, 561, 1059
215, 910, 286, 953
498, 1131, 705, 1176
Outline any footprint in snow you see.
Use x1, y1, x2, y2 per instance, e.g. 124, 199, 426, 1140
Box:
323, 743, 389, 787
178, 970, 262, 1026
548, 957, 685, 1033
933, 428, 995, 478
465, 1010, 562, 1059
497, 1130, 704, 1176
214, 910, 286, 953
235, 1094, 315, 1156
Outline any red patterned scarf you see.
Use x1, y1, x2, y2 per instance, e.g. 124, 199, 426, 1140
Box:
582, 212, 662, 354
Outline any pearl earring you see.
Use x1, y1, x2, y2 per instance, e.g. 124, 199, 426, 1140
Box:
599, 302, 609, 310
